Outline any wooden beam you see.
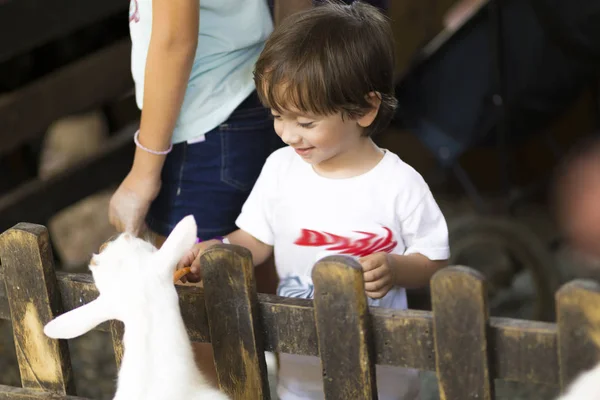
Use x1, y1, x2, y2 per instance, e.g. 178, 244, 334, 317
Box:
0, 224, 75, 394
0, 39, 133, 156
557, 280, 600, 390
0, 124, 136, 232
0, 268, 561, 387
202, 245, 271, 399
0, 384, 88, 400
313, 256, 378, 399
0, 281, 9, 320
491, 317, 559, 384
0, 0, 127, 62
109, 321, 125, 371
432, 266, 494, 399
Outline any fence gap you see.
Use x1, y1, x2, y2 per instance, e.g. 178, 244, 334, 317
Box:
431, 266, 494, 400
556, 279, 600, 392
312, 255, 377, 400
202, 244, 270, 400
0, 223, 75, 395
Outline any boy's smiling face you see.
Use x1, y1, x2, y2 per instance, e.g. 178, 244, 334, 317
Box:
271, 109, 364, 166
253, 0, 398, 174
269, 91, 381, 175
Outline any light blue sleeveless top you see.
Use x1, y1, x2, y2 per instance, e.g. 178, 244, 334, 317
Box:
129, 0, 273, 144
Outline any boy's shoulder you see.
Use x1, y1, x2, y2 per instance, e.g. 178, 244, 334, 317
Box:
378, 150, 429, 189
377, 150, 435, 206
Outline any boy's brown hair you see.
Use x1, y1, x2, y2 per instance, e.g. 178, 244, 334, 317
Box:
254, 0, 397, 137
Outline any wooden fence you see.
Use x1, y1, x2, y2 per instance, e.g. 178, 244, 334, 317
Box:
0, 223, 600, 399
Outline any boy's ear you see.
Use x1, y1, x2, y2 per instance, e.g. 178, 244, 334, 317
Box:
156, 215, 198, 274
44, 297, 114, 339
357, 91, 382, 128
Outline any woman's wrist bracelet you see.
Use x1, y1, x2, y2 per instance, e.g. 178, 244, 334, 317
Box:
133, 130, 173, 155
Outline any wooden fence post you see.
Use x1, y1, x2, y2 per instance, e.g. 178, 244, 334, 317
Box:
556, 280, 600, 392
312, 256, 377, 400
110, 321, 124, 370
0, 223, 75, 394
431, 266, 494, 400
201, 244, 270, 399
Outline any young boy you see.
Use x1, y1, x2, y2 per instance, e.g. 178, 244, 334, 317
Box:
178, 2, 449, 398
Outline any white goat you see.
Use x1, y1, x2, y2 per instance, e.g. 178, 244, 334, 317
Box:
557, 362, 600, 400
44, 215, 230, 400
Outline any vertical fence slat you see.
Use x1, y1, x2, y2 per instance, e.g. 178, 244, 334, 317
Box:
110, 320, 124, 370
0, 223, 75, 394
312, 256, 377, 400
556, 280, 600, 391
201, 244, 270, 399
431, 266, 493, 400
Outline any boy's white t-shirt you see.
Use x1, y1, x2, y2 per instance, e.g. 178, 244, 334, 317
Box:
236, 146, 450, 400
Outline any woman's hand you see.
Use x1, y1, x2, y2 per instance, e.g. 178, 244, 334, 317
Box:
108, 169, 161, 236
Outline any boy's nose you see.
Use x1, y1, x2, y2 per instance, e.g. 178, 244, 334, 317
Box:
280, 125, 301, 146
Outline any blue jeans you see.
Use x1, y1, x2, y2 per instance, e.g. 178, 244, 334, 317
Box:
146, 91, 281, 239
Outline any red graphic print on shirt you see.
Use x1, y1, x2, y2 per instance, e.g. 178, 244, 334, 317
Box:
294, 227, 397, 257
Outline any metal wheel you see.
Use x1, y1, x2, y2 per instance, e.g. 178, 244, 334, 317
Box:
449, 215, 562, 321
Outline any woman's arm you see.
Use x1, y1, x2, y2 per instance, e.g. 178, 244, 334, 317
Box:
109, 0, 199, 234
136, 0, 199, 158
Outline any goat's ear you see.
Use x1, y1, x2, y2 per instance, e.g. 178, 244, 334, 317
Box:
156, 215, 197, 274
44, 297, 114, 339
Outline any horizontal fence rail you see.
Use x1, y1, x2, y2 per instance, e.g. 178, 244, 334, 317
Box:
0, 268, 565, 385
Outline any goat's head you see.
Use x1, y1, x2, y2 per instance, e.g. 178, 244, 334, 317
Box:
44, 215, 197, 339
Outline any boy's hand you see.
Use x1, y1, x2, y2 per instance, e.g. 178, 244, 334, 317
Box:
359, 252, 395, 299
176, 239, 222, 283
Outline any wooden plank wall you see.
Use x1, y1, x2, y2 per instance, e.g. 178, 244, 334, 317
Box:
0, 0, 127, 62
